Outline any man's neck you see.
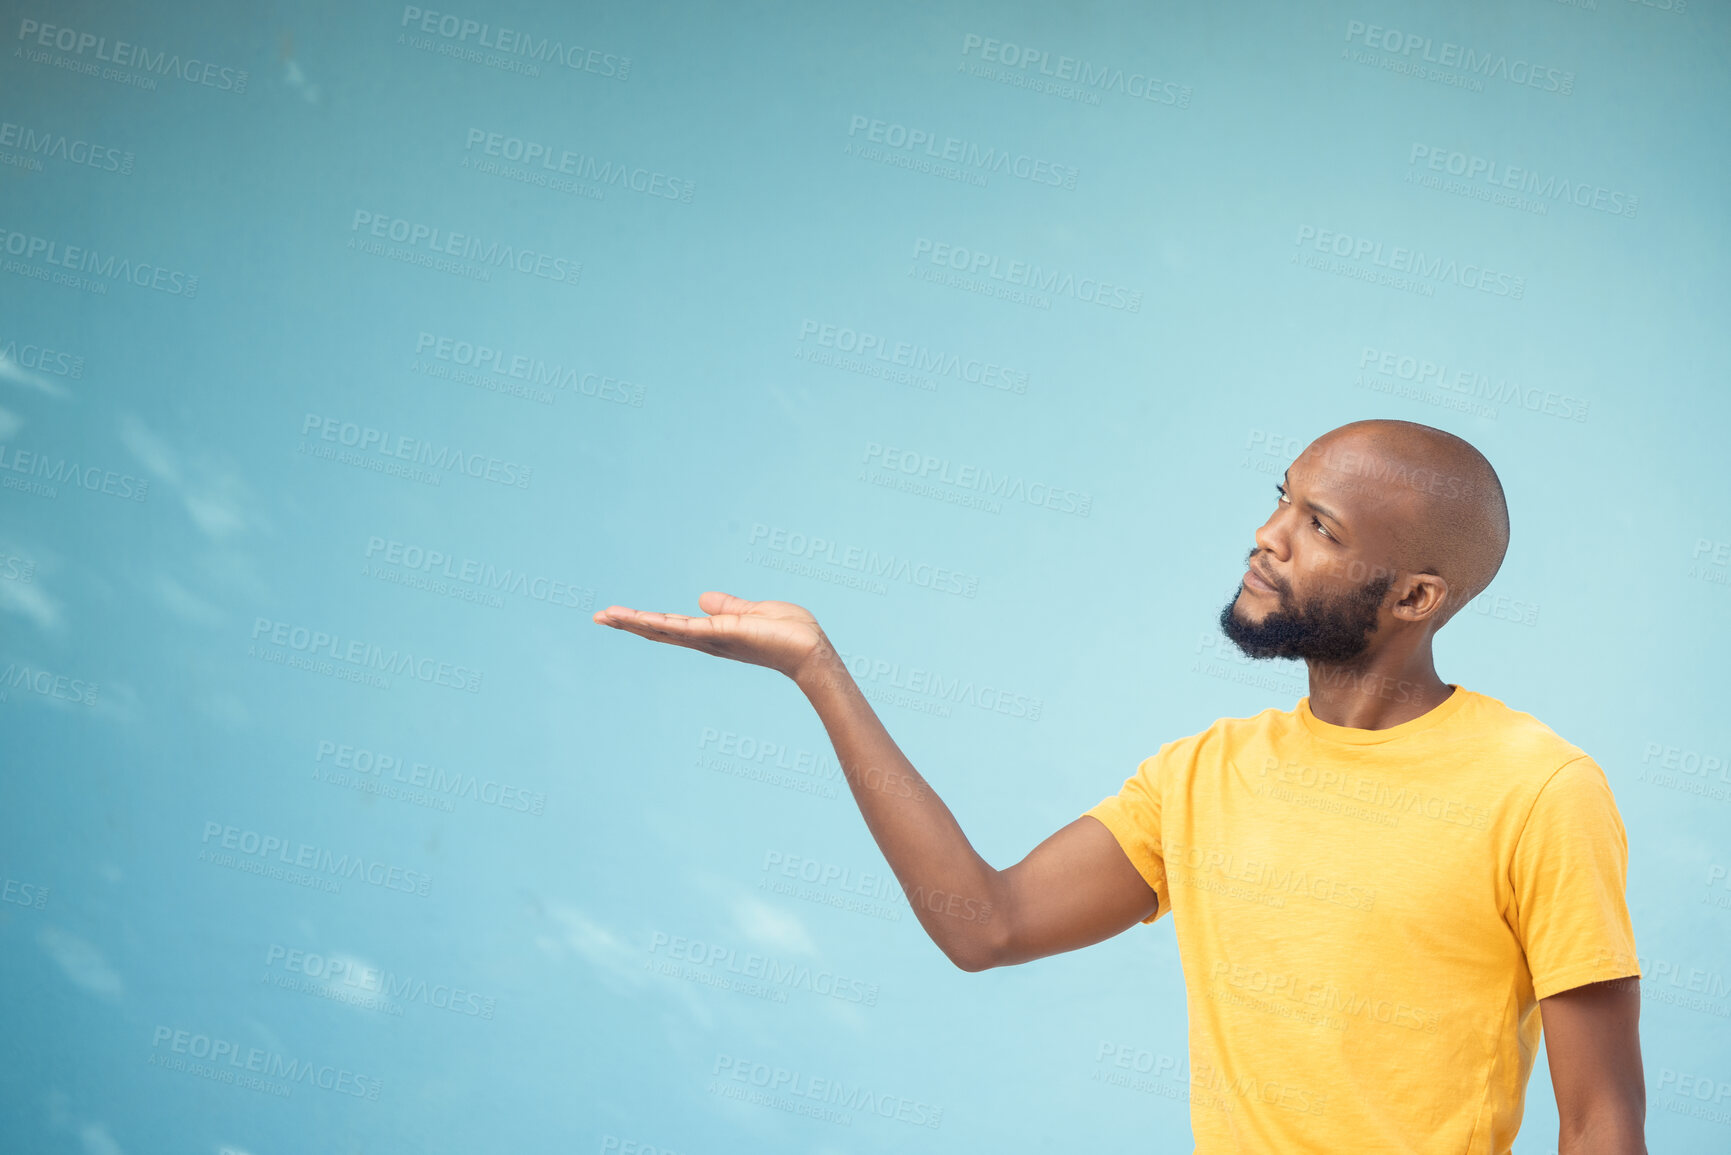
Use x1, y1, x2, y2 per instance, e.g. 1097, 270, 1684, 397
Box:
1304, 659, 1453, 730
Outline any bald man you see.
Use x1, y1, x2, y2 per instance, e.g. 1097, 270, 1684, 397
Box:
594, 419, 1646, 1155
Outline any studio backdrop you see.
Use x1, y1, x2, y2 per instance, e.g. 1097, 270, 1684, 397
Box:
2, 0, 1728, 1151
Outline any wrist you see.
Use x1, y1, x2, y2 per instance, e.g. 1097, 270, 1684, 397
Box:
791, 637, 847, 695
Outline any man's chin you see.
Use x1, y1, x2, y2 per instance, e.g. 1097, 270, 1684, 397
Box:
1222, 634, 1297, 661
1231, 592, 1266, 616
1225, 593, 1278, 628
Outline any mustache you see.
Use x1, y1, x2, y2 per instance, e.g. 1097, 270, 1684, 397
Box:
1244, 548, 1288, 595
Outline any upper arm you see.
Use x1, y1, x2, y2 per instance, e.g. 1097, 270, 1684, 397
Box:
984, 814, 1160, 969
1510, 756, 1640, 1000
975, 748, 1173, 970
1541, 978, 1647, 1152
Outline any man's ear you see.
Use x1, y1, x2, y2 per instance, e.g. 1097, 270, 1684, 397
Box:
1392, 571, 1450, 623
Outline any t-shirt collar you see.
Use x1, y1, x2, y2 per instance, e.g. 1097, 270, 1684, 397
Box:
1296, 683, 1470, 746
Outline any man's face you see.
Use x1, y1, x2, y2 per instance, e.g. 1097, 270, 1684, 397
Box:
1219, 556, 1392, 662
1219, 439, 1409, 664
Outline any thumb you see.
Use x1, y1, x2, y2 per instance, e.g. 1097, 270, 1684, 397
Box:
697, 590, 757, 615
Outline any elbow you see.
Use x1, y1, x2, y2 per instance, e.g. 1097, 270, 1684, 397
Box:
926, 876, 1014, 972
1558, 1106, 1646, 1155
947, 946, 997, 973
941, 921, 1013, 974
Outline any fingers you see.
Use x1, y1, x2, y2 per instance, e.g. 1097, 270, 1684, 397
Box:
698, 590, 755, 615
595, 599, 737, 624
593, 605, 720, 639
594, 596, 756, 629
594, 606, 689, 628
593, 605, 679, 622
595, 614, 724, 655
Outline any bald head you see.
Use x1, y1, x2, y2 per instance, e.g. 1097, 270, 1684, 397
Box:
1300, 419, 1509, 628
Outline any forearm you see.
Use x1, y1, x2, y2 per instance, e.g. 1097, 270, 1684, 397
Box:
794, 644, 1005, 970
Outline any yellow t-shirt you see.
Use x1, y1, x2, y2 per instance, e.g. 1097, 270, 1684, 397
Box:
1083, 685, 1640, 1155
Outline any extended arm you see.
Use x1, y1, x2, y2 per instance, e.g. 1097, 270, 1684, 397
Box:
594, 592, 1159, 971
796, 648, 1158, 969
1541, 977, 1646, 1155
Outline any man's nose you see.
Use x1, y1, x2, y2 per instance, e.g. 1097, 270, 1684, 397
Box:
1253, 518, 1285, 561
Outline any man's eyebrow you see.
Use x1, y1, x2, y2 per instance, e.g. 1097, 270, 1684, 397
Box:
1281, 469, 1345, 527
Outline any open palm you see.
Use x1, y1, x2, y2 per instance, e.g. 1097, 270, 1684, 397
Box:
592, 591, 827, 680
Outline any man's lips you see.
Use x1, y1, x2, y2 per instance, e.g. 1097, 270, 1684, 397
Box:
1243, 563, 1277, 593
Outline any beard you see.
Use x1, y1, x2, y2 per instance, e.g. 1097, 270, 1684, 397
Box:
1218, 564, 1393, 664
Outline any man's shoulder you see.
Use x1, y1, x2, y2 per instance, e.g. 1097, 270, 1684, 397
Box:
1141, 687, 1593, 773
1142, 703, 1298, 767
1454, 687, 1594, 776
1154, 689, 1593, 774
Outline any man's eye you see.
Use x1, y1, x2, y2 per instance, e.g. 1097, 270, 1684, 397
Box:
1276, 485, 1332, 539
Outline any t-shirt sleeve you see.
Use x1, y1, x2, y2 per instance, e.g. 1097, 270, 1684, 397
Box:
1082, 752, 1169, 925
1509, 755, 1640, 1000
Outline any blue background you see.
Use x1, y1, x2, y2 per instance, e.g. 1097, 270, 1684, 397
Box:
3, 0, 1728, 1151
